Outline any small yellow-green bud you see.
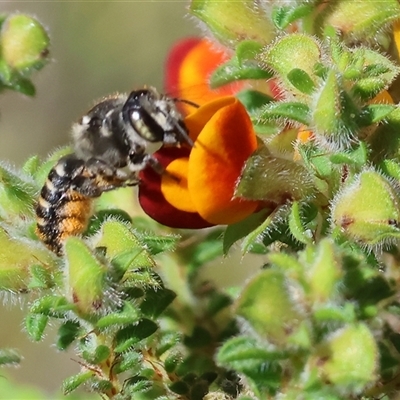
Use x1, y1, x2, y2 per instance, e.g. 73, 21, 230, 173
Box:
189, 0, 275, 48
309, 324, 378, 393
331, 169, 400, 246
236, 269, 305, 347
64, 237, 107, 316
307, 239, 342, 303
1, 14, 49, 73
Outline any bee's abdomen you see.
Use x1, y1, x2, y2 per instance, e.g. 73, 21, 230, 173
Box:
35, 156, 93, 255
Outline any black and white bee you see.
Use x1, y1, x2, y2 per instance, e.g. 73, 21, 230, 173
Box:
36, 87, 195, 254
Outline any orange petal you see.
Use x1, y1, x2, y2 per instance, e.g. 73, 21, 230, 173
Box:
161, 157, 197, 213
184, 96, 237, 142
188, 98, 259, 224
165, 37, 244, 114
369, 90, 393, 104
393, 20, 400, 60
297, 127, 314, 143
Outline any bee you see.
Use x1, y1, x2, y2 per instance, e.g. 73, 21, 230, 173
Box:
36, 87, 195, 255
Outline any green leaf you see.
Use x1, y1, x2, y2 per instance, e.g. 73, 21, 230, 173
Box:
140, 287, 176, 318
30, 295, 72, 317
272, 4, 314, 29
288, 201, 313, 245
156, 331, 181, 357
114, 319, 158, 353
235, 89, 273, 112
136, 231, 179, 255
223, 209, 270, 254
210, 41, 272, 87
96, 301, 141, 328
25, 313, 48, 341
217, 336, 284, 393
329, 142, 368, 167
0, 349, 21, 366
164, 352, 182, 373
312, 69, 341, 136
8, 75, 35, 96
113, 351, 142, 374
22, 155, 40, 175
63, 371, 95, 395
56, 321, 81, 351
358, 104, 396, 126
86, 209, 132, 237
82, 345, 110, 365
207, 292, 232, 316
380, 159, 400, 181
28, 264, 55, 290
287, 68, 315, 95
351, 48, 400, 99
211, 59, 272, 88
123, 376, 152, 394
259, 101, 310, 124
313, 303, 356, 324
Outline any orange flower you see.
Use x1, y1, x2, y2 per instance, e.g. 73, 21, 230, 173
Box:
138, 96, 259, 228
165, 37, 245, 114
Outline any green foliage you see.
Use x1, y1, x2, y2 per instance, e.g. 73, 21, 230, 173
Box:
5, 2, 400, 400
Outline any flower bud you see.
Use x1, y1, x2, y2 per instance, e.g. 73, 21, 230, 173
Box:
189, 0, 275, 48
331, 169, 400, 246
1, 14, 49, 73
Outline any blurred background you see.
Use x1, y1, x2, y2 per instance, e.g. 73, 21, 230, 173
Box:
0, 2, 198, 396
0, 2, 197, 165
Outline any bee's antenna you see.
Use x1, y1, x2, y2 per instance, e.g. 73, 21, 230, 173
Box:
175, 121, 194, 147
172, 98, 200, 109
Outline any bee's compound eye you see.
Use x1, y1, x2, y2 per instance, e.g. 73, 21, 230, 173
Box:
123, 92, 166, 143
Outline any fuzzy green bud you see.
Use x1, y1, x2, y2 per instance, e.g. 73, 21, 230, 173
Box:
0, 225, 54, 292
64, 237, 107, 316
331, 169, 400, 246
189, 0, 275, 48
1, 14, 49, 73
236, 269, 305, 347
260, 34, 320, 98
321, 0, 400, 44
309, 324, 378, 393
0, 163, 37, 223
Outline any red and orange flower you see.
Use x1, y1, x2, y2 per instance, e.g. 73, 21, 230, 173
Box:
138, 38, 260, 228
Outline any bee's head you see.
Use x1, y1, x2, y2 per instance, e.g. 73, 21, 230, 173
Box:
122, 87, 193, 147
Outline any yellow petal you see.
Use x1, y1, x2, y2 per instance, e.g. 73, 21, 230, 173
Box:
161, 157, 197, 213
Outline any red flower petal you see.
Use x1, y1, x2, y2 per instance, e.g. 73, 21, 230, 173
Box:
165, 37, 244, 114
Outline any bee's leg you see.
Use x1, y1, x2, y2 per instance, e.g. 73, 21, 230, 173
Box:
72, 158, 139, 197
128, 150, 165, 175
